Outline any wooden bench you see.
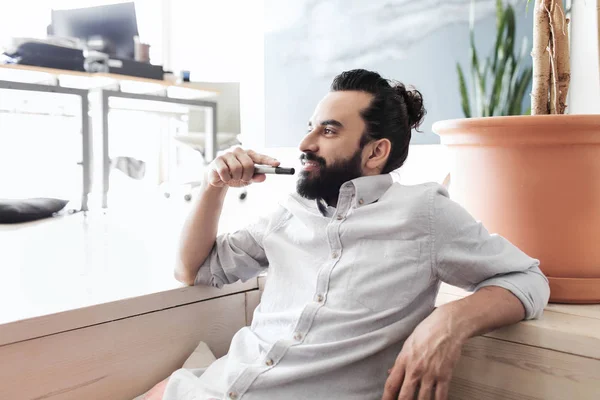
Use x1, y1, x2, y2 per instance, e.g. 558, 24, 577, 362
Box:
1, 278, 599, 400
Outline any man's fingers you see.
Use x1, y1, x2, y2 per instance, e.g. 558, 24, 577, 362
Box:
434, 381, 449, 400
381, 364, 404, 400
247, 150, 280, 167
417, 379, 435, 400
212, 158, 231, 183
210, 148, 278, 187
223, 154, 244, 180
397, 376, 419, 400
236, 151, 256, 183
252, 173, 267, 183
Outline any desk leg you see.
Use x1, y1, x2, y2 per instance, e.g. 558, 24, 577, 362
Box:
80, 94, 91, 212
204, 104, 217, 162
101, 91, 110, 209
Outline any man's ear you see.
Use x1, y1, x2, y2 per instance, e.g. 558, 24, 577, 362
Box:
364, 139, 391, 171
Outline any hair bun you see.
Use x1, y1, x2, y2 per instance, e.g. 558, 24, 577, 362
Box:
393, 83, 426, 131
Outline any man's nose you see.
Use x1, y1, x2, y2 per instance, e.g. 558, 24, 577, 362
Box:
299, 131, 319, 153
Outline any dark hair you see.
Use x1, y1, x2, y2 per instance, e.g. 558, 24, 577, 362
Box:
330, 69, 426, 173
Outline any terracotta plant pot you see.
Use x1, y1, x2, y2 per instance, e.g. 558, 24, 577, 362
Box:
433, 115, 600, 304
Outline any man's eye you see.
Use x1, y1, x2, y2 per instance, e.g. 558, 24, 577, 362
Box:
324, 128, 335, 135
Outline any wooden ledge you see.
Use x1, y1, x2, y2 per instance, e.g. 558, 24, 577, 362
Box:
437, 283, 600, 361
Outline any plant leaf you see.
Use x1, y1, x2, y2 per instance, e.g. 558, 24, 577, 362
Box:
479, 57, 490, 116
510, 67, 533, 115
503, 54, 519, 116
496, 0, 504, 30
458, 0, 531, 118
470, 14, 483, 116
492, 6, 508, 73
503, 5, 516, 60
509, 36, 529, 97
482, 57, 490, 90
489, 51, 509, 115
457, 63, 471, 118
469, 0, 476, 33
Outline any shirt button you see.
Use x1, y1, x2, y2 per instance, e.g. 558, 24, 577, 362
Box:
265, 358, 274, 366
293, 332, 303, 341
336, 214, 344, 220
358, 198, 364, 205
332, 252, 339, 259
315, 294, 324, 303
228, 392, 238, 400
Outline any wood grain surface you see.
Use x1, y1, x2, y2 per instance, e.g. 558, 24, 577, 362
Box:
0, 63, 219, 96
0, 294, 246, 400
450, 335, 600, 400
0, 279, 257, 347
437, 283, 600, 361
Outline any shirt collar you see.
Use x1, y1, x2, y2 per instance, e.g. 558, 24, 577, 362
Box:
308, 174, 394, 216
341, 173, 394, 209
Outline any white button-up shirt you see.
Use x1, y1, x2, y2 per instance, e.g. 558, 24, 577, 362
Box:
163, 174, 550, 400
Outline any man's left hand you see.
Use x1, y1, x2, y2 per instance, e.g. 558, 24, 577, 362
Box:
381, 309, 465, 400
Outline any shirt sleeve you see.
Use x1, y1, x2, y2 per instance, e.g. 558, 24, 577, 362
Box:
431, 185, 550, 320
194, 210, 281, 288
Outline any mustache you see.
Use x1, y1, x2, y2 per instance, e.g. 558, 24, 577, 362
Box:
300, 153, 326, 166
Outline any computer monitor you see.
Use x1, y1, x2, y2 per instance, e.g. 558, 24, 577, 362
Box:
51, 2, 139, 60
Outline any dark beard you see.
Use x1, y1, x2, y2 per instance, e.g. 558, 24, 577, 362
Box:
296, 149, 363, 205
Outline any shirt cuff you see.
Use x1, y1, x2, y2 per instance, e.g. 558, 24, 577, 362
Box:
194, 260, 225, 288
474, 269, 550, 320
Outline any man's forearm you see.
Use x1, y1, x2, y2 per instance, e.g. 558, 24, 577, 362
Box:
437, 286, 526, 342
174, 181, 228, 285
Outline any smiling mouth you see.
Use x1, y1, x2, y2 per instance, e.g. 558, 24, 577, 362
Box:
302, 160, 321, 172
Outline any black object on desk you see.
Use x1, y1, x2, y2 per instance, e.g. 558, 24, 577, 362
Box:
3, 40, 85, 71
0, 198, 69, 224
107, 58, 164, 80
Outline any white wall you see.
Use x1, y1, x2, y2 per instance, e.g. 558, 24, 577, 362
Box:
238, 0, 265, 148
162, 0, 262, 141
166, 0, 260, 82
569, 0, 600, 113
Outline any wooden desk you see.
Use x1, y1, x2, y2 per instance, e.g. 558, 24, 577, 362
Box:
0, 281, 258, 400
0, 63, 220, 210
0, 64, 219, 98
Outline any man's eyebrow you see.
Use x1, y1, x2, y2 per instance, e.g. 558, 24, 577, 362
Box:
320, 119, 344, 128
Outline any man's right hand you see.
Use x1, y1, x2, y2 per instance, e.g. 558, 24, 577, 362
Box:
208, 147, 280, 188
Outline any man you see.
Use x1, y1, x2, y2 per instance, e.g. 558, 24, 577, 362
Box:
154, 69, 549, 400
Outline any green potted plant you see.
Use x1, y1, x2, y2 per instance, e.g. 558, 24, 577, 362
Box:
433, 0, 600, 303
456, 0, 533, 118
